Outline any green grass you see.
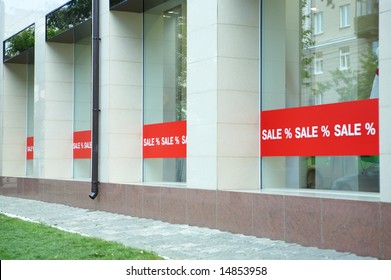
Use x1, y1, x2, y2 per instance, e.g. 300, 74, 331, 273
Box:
0, 214, 163, 260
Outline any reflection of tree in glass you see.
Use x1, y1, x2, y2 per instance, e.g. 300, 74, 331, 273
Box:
46, 0, 92, 39
301, 0, 315, 90
4, 26, 35, 59
358, 47, 378, 99
316, 48, 378, 102
176, 11, 187, 121
301, 0, 378, 102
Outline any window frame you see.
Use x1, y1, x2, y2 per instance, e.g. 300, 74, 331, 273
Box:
314, 11, 324, 35
340, 4, 350, 28
339, 47, 350, 71
314, 52, 324, 75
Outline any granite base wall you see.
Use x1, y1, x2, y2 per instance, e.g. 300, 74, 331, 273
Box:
1, 176, 390, 259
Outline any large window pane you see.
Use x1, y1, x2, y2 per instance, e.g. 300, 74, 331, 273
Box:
73, 28, 92, 179
26, 63, 34, 176
143, 0, 187, 183
261, 0, 379, 193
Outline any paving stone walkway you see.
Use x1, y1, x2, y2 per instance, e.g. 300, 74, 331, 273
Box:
0, 195, 375, 260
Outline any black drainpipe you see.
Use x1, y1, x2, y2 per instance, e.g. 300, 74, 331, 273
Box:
89, 0, 100, 199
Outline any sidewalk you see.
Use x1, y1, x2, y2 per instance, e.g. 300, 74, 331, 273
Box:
0, 195, 375, 260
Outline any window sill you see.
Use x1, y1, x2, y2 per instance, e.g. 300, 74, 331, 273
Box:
259, 188, 380, 202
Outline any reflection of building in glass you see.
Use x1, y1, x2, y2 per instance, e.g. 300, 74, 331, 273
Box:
302, 0, 378, 105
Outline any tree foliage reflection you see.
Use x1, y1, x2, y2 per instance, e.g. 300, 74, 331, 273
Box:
46, 0, 92, 39
4, 25, 35, 61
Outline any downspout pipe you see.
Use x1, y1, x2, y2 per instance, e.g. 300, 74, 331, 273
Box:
89, 0, 100, 199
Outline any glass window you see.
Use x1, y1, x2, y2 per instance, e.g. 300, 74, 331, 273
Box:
26, 63, 34, 176
46, 0, 92, 42
3, 24, 34, 63
143, 0, 187, 183
314, 52, 323, 74
3, 25, 35, 175
73, 31, 92, 179
261, 0, 379, 193
314, 12, 323, 34
339, 46, 350, 70
340, 4, 350, 28
357, 0, 379, 16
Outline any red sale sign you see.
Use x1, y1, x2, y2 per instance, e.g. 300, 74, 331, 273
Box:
73, 130, 92, 159
26, 136, 34, 160
143, 121, 187, 158
260, 99, 379, 156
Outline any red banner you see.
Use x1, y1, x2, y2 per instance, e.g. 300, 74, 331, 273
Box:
73, 130, 92, 159
143, 121, 187, 158
260, 99, 379, 156
26, 136, 34, 160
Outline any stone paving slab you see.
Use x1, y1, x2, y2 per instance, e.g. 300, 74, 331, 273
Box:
0, 195, 376, 260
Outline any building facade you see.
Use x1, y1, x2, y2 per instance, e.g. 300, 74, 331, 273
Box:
1, 0, 391, 259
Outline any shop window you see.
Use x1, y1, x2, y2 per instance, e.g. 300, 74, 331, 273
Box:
73, 27, 92, 178
26, 63, 34, 176
143, 0, 187, 183
46, 0, 92, 178
3, 25, 35, 176
261, 0, 379, 193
